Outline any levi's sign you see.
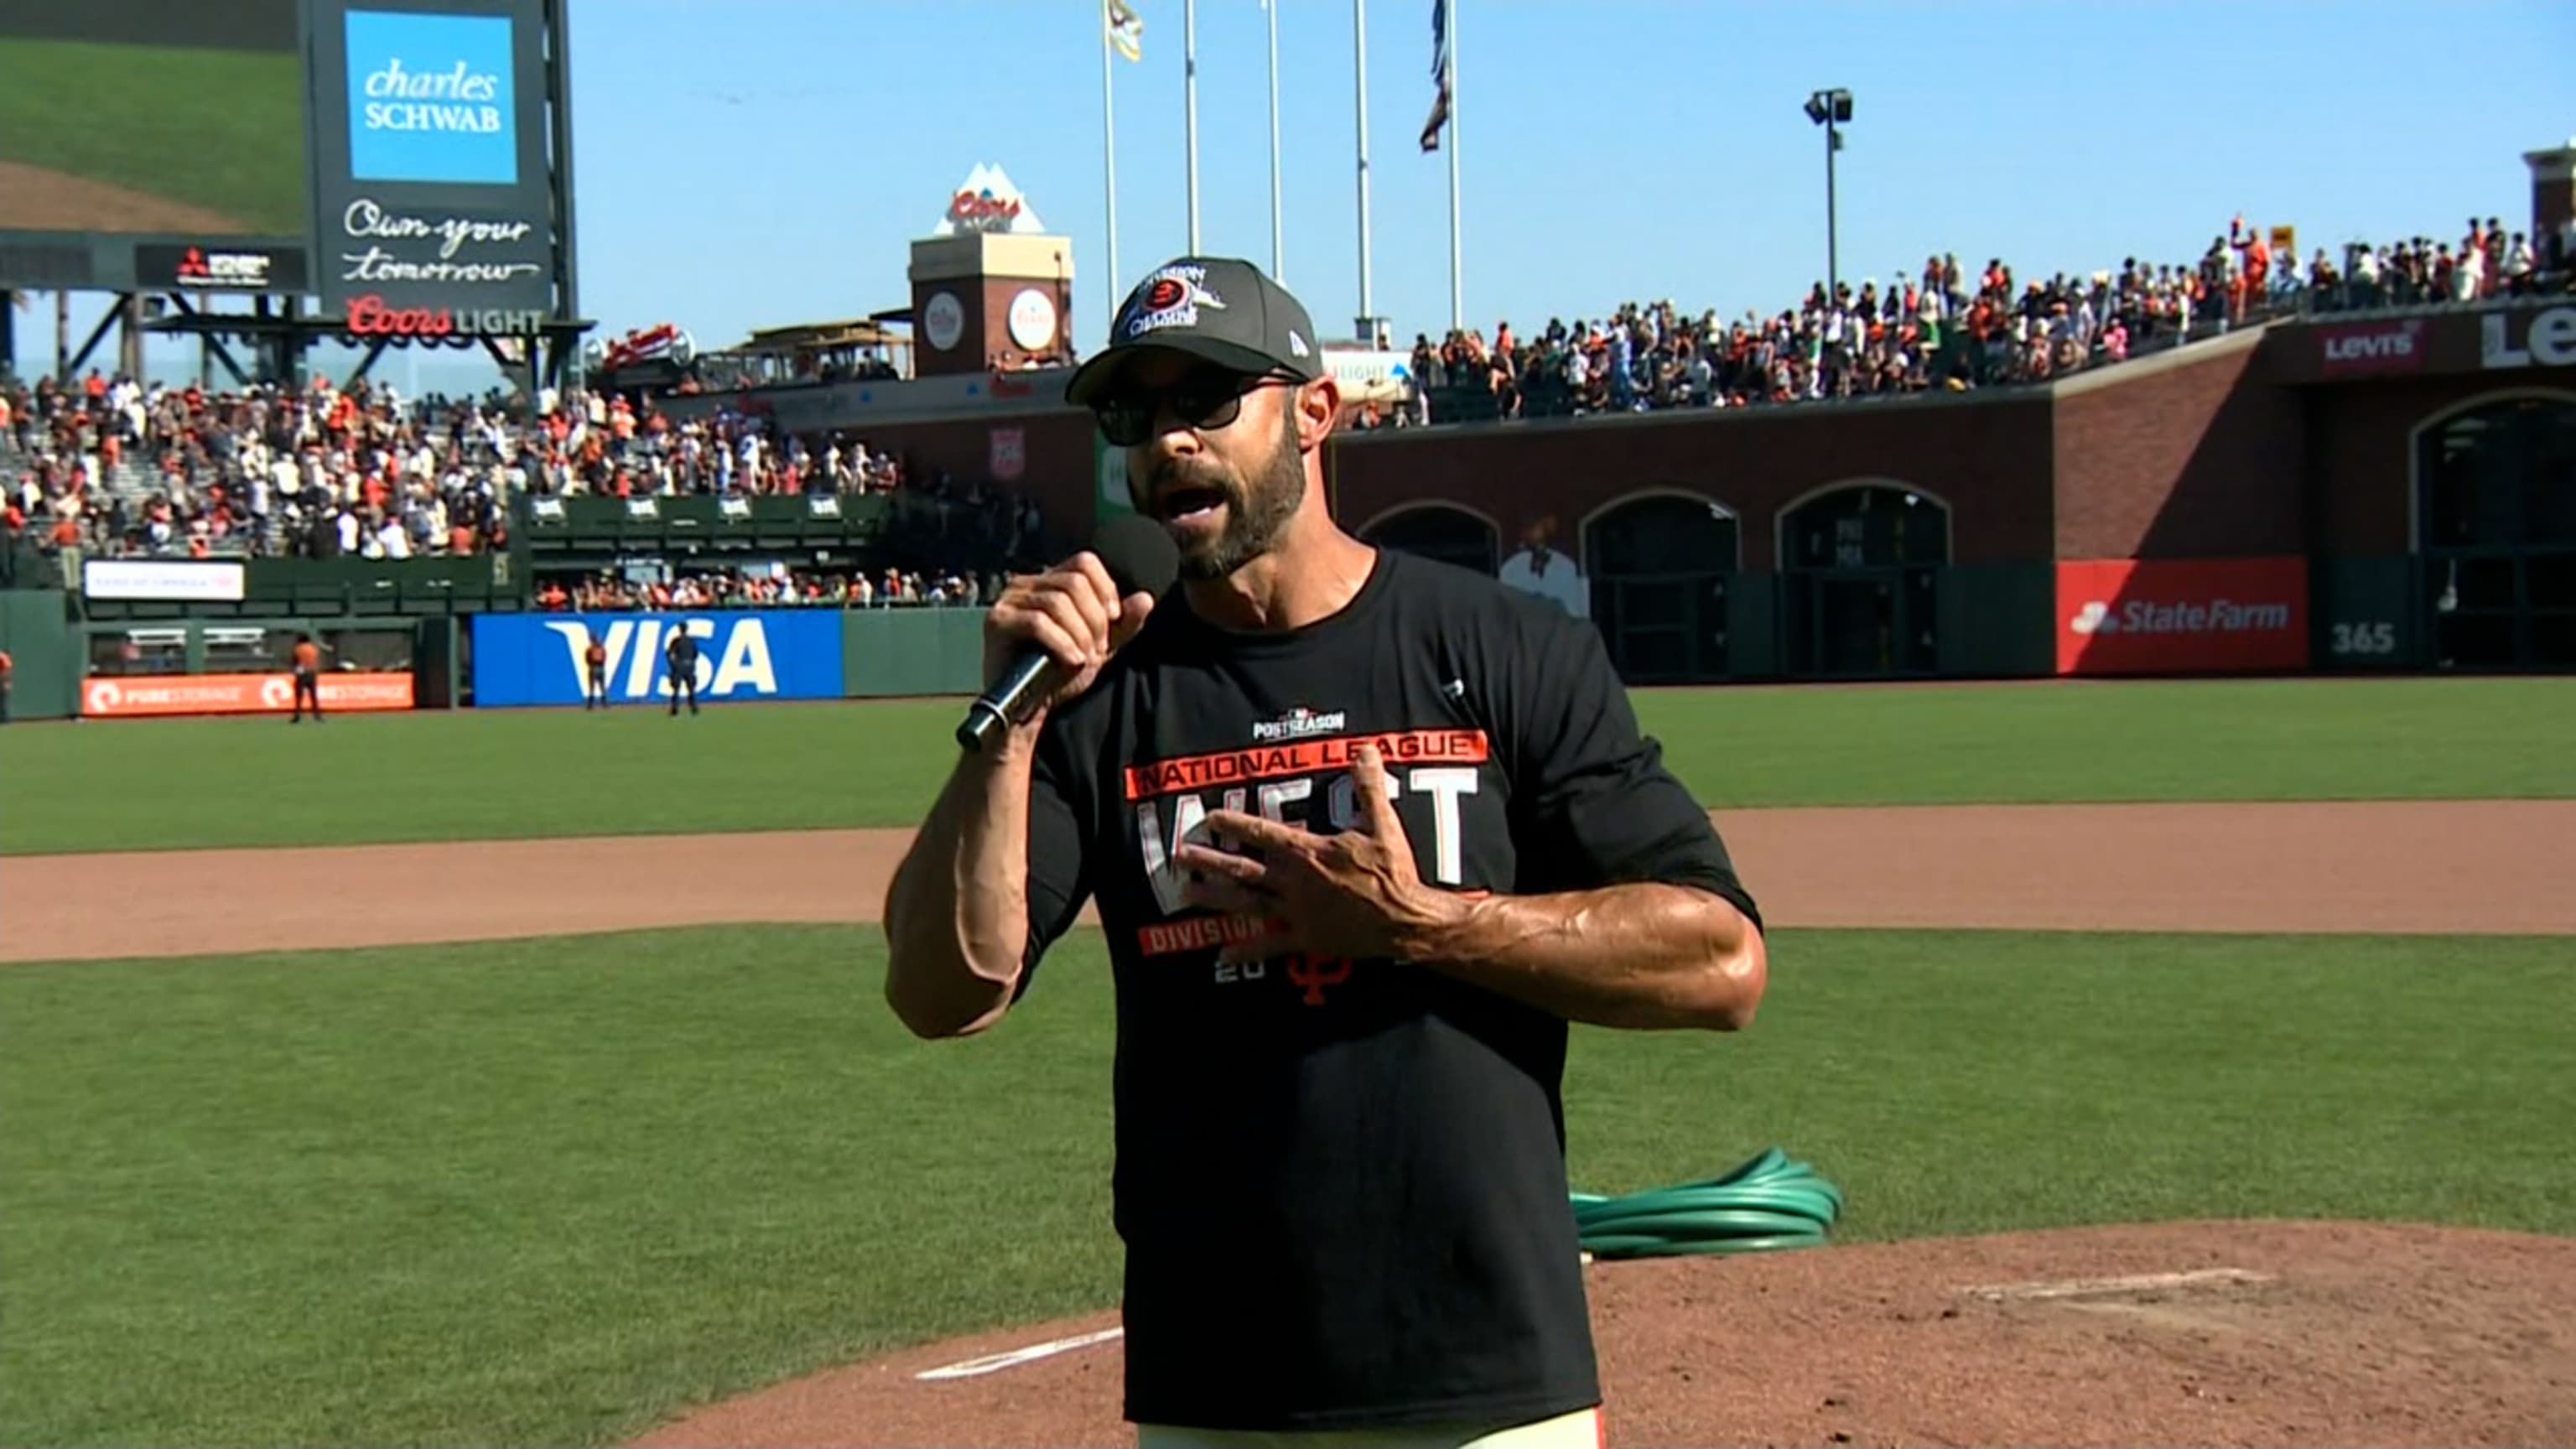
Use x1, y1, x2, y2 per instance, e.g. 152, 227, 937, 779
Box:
469, 611, 845, 707
2317, 319, 2424, 377
2481, 304, 2576, 370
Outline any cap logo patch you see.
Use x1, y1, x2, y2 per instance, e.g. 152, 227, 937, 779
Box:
1123, 263, 1228, 339
1288, 330, 1310, 357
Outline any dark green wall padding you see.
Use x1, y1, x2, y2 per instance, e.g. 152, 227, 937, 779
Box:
0, 591, 77, 719
842, 607, 988, 698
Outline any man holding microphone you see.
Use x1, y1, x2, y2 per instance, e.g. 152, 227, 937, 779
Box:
883, 258, 1766, 1448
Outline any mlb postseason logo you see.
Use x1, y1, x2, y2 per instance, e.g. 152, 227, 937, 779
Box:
1122, 264, 1227, 339
345, 9, 518, 185
1250, 707, 1347, 743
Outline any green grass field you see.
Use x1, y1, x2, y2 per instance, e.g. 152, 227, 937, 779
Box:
3, 925, 2568, 1447
0, 39, 309, 236
5, 676, 2569, 855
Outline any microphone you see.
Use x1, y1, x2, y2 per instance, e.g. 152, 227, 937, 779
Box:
957, 514, 1181, 752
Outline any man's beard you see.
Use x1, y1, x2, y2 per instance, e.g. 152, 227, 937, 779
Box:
1154, 412, 1306, 582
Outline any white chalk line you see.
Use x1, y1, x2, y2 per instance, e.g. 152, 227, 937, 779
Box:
913, 1270, 2270, 1379
914, 1326, 1126, 1381
1961, 1267, 2274, 1302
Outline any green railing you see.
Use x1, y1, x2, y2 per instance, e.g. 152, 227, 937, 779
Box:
75, 555, 522, 622
519, 492, 890, 557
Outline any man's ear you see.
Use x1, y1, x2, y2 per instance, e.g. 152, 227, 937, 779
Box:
1296, 375, 1342, 451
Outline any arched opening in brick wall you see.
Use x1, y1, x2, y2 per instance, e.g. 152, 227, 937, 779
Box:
2413, 392, 2576, 671
1357, 502, 1503, 577
1776, 482, 1952, 679
1578, 490, 1741, 685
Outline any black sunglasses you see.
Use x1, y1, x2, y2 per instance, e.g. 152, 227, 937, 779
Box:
1093, 367, 1299, 448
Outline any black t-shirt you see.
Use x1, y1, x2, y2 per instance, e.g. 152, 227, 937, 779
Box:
1020, 548, 1758, 1431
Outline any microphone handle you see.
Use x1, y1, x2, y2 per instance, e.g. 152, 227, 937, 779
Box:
955, 650, 1055, 752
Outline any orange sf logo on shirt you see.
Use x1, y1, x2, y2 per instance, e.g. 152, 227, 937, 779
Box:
1285, 953, 1353, 1006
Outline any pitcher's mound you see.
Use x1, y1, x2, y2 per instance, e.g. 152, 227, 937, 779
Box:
632, 1219, 2575, 1447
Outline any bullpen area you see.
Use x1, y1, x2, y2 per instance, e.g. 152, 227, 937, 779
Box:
3, 678, 2571, 1447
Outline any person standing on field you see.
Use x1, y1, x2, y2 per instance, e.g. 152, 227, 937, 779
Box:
289, 633, 324, 724
882, 257, 1767, 1449
584, 629, 610, 709
663, 625, 700, 716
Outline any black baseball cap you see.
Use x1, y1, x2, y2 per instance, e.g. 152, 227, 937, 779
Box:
1064, 256, 1324, 407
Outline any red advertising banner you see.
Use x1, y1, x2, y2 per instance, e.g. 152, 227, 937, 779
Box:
2056, 558, 2309, 675
80, 672, 414, 719
2316, 317, 2427, 377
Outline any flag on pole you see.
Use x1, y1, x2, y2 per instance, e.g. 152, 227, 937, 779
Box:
1419, 0, 1452, 152
1106, 0, 1144, 61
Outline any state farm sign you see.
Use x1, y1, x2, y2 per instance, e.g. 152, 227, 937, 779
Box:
2317, 319, 2424, 377
2481, 304, 2576, 370
2056, 557, 2309, 676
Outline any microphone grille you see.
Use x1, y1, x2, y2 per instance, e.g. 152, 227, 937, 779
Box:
1093, 513, 1181, 598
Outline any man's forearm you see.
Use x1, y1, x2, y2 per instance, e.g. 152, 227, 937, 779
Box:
881, 730, 1041, 1039
1394, 882, 1765, 1031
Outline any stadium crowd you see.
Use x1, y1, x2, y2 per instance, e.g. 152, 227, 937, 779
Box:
1363, 215, 2576, 427
535, 563, 1001, 612
0, 372, 1044, 589
8, 208, 2568, 557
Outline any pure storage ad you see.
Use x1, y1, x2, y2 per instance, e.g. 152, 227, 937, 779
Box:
2056, 557, 2310, 676
470, 613, 846, 708
305, 0, 555, 332
82, 673, 414, 719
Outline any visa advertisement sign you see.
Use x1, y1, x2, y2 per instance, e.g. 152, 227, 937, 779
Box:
345, 8, 520, 184
472, 612, 844, 706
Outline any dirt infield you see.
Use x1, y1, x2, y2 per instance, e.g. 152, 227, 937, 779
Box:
631, 1221, 2576, 1449
6, 799, 2572, 963
8, 797, 2571, 1446
0, 158, 252, 235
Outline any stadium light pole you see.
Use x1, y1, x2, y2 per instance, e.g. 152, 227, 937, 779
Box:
1184, 0, 1200, 254
1805, 88, 1851, 304
1353, 0, 1375, 344
1266, 0, 1283, 283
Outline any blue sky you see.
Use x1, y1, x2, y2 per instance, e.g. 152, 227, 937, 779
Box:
15, 0, 2575, 387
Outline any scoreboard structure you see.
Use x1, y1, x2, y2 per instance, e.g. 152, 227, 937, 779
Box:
0, 0, 584, 389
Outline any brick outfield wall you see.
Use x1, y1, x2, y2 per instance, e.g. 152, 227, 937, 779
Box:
844, 318, 2576, 569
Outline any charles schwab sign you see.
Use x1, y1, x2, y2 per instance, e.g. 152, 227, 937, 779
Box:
307, 0, 556, 317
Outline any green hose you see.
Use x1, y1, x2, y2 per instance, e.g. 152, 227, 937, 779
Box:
1570, 1147, 1844, 1259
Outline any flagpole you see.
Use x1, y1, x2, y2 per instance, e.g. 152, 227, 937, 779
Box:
1445, 0, 1462, 331
1267, 0, 1283, 283
1102, 4, 1122, 319
1353, 0, 1374, 344
1184, 0, 1200, 254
